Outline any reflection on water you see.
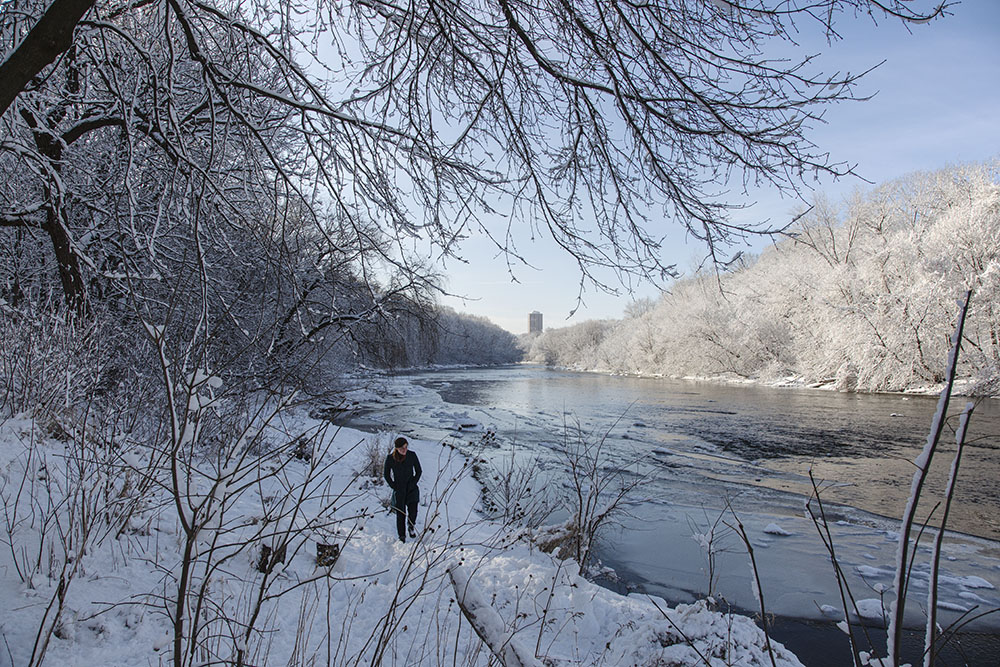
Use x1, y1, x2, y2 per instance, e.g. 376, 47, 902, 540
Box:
399, 365, 1000, 541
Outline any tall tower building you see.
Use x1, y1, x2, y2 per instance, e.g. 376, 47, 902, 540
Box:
529, 311, 543, 333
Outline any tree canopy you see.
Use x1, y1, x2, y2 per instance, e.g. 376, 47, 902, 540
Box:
1, 0, 949, 319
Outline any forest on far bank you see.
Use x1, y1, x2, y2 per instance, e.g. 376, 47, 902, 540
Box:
525, 162, 1000, 394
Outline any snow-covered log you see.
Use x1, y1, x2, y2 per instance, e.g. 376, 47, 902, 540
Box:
447, 563, 543, 667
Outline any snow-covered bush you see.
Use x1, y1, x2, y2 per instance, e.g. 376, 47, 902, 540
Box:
358, 431, 393, 481
0, 307, 102, 422
478, 446, 554, 529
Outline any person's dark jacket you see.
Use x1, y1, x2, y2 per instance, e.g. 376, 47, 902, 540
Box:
384, 450, 422, 508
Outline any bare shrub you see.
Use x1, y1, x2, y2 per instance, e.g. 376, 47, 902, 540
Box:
478, 442, 553, 530
0, 308, 98, 421
0, 395, 156, 666
534, 416, 646, 575
358, 431, 392, 482
689, 507, 736, 601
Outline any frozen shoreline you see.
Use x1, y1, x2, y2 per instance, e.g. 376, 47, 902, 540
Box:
533, 360, 992, 399
6, 364, 993, 665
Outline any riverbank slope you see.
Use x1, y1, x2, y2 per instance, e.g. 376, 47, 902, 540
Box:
0, 407, 803, 666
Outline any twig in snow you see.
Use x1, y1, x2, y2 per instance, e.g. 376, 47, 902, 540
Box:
923, 401, 974, 667
724, 500, 778, 667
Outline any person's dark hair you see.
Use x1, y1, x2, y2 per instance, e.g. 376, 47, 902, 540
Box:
392, 436, 408, 461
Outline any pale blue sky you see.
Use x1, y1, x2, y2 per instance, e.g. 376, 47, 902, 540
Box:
440, 2, 1000, 335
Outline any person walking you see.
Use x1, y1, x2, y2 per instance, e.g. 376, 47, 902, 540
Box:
383, 436, 422, 543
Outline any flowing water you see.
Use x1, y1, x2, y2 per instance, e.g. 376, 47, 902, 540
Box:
342, 364, 1000, 664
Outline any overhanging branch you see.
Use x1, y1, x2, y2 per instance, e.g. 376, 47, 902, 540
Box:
0, 0, 97, 118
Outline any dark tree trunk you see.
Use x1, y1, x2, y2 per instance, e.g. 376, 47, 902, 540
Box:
0, 0, 96, 118
43, 204, 88, 316
18, 99, 90, 315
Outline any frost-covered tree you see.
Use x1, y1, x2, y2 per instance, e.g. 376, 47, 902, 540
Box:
1, 0, 950, 316
0, 0, 462, 394
431, 308, 523, 366
526, 319, 615, 369
529, 163, 1000, 393
826, 165, 1000, 389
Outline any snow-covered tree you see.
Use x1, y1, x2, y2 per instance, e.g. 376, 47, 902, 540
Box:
2, 0, 950, 315
531, 163, 1000, 393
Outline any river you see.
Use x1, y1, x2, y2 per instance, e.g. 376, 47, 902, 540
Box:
342, 364, 1000, 665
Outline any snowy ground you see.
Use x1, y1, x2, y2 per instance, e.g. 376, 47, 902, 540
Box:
0, 408, 804, 666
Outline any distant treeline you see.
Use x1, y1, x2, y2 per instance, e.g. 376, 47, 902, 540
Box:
366, 306, 524, 370
525, 163, 1000, 393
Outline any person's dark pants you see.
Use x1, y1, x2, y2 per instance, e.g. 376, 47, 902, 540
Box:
394, 501, 418, 541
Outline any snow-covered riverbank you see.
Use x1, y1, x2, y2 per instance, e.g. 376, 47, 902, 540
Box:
0, 408, 803, 666
336, 366, 1000, 663
535, 360, 986, 399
